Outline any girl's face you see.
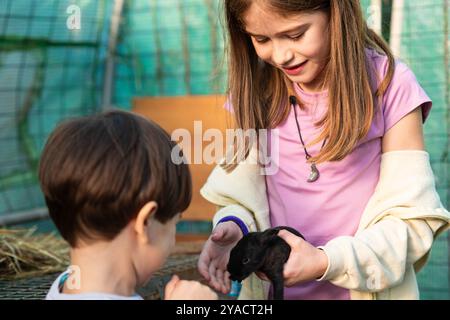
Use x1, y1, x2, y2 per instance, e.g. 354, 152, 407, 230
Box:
242, 2, 331, 93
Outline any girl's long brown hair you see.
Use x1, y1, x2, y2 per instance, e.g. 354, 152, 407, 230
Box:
222, 0, 394, 171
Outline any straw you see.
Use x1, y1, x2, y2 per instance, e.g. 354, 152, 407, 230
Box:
0, 227, 69, 280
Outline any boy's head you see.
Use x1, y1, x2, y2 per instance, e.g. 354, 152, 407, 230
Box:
39, 110, 191, 282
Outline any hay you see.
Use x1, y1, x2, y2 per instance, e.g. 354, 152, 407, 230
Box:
0, 227, 207, 281
0, 227, 69, 280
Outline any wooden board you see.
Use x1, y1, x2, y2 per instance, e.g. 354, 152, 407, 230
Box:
132, 95, 231, 221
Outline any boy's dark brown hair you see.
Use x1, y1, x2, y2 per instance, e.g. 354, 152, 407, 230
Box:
38, 110, 192, 247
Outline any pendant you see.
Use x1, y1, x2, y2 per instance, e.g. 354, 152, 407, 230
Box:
307, 163, 320, 183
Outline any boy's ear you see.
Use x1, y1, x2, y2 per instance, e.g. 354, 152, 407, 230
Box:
134, 201, 158, 241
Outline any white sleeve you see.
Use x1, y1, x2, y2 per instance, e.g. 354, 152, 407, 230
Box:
317, 216, 446, 292
212, 204, 259, 232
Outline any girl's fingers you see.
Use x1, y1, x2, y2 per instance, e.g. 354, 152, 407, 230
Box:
208, 263, 220, 292
278, 230, 303, 248
215, 268, 226, 293
224, 271, 231, 293
197, 255, 211, 281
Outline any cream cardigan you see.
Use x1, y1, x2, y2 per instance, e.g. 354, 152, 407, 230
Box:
200, 149, 450, 300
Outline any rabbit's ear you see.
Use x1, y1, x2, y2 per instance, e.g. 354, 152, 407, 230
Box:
260, 229, 280, 246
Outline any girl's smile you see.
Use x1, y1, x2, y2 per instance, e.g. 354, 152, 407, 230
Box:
282, 60, 309, 76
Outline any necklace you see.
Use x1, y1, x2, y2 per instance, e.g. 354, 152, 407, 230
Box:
290, 95, 327, 183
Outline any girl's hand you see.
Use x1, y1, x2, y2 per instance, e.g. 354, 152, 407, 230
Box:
164, 275, 218, 300
197, 221, 243, 294
277, 230, 329, 287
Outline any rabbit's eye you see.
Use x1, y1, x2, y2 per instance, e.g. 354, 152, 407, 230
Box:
242, 257, 250, 265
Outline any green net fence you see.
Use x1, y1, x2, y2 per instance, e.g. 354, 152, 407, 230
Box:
114, 0, 226, 107
0, 0, 111, 214
0, 0, 449, 299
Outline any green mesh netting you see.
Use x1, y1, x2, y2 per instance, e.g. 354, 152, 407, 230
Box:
113, 0, 226, 106
0, 0, 112, 213
0, 0, 448, 299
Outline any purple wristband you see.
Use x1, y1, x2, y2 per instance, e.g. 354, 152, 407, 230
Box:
217, 216, 249, 235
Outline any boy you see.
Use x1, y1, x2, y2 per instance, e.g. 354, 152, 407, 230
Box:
39, 110, 217, 300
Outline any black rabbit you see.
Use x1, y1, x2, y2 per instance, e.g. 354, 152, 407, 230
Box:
227, 226, 304, 300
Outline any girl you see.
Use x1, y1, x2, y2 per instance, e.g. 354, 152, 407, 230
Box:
197, 0, 450, 300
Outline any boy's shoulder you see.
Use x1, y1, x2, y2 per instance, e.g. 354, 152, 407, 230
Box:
45, 271, 144, 300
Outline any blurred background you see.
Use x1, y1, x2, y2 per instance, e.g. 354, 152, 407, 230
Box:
0, 0, 448, 299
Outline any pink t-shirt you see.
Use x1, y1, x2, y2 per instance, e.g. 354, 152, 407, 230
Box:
265, 48, 432, 299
